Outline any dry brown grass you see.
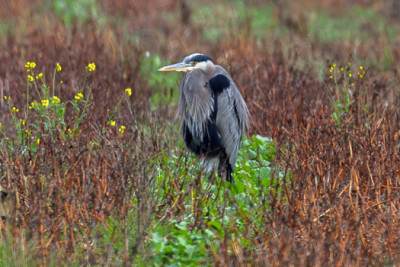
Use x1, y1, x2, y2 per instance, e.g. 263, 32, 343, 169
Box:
0, 0, 399, 265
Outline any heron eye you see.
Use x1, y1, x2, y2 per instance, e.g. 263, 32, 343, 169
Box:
191, 61, 197, 66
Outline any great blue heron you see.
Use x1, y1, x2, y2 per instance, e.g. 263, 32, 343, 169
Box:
159, 53, 250, 183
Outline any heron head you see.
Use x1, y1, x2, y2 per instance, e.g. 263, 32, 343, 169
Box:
158, 53, 214, 73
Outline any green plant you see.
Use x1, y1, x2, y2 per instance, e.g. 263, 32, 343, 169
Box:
149, 220, 211, 266
0, 61, 96, 156
327, 63, 367, 127
146, 135, 285, 265
139, 53, 181, 107
0, 228, 39, 266
52, 0, 103, 27
331, 89, 354, 128
308, 7, 396, 42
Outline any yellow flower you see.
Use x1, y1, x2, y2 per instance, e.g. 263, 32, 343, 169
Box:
52, 96, 61, 104
4, 96, 7, 100
25, 130, 31, 135
87, 62, 96, 72
359, 75, 363, 78
359, 66, 363, 70
0, 122, 1, 128
12, 107, 19, 113
29, 102, 35, 109
125, 88, 132, 96
36, 73, 43, 79
41, 99, 49, 107
333, 63, 336, 67
119, 125, 126, 134
25, 61, 36, 69
351, 83, 355, 86
36, 138, 40, 145
110, 120, 116, 126
340, 68, 343, 71
68, 128, 76, 135
349, 73, 352, 77
20, 119, 25, 126
329, 76, 332, 79
27, 75, 34, 82
74, 93, 84, 100
56, 62, 62, 72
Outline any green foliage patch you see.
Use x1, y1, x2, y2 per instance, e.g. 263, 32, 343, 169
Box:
308, 7, 397, 42
141, 135, 285, 265
140, 53, 181, 107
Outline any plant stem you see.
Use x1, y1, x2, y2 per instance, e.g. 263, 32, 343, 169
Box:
81, 68, 88, 92
26, 79, 29, 122
52, 67, 57, 97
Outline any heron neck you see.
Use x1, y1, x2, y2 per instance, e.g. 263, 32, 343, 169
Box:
203, 60, 216, 76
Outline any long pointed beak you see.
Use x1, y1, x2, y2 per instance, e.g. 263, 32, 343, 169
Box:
158, 62, 193, 72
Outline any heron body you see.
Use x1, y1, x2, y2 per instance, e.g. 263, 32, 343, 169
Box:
159, 53, 249, 183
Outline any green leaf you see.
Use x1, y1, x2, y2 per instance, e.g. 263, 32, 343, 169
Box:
208, 221, 222, 233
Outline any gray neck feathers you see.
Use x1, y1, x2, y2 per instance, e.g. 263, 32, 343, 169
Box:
178, 68, 215, 140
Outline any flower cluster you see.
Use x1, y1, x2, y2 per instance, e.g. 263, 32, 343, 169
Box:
110, 120, 116, 126
56, 62, 62, 72
27, 75, 34, 82
12, 107, 19, 113
329, 63, 351, 79
329, 62, 366, 86
357, 66, 365, 79
36, 73, 43, 80
52, 96, 61, 104
67, 128, 77, 136
41, 99, 49, 107
29, 102, 36, 110
119, 125, 126, 134
329, 63, 336, 78
75, 93, 84, 100
87, 62, 96, 72
25, 61, 36, 70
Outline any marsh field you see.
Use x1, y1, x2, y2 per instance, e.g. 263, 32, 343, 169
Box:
0, 0, 399, 265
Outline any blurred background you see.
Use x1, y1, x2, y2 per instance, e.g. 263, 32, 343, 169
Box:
0, 0, 400, 265
1, 0, 400, 132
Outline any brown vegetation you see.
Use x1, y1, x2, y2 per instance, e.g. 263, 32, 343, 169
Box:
0, 0, 399, 265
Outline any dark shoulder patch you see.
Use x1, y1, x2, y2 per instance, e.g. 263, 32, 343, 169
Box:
209, 74, 230, 96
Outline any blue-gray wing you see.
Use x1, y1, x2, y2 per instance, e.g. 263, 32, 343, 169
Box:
214, 66, 250, 170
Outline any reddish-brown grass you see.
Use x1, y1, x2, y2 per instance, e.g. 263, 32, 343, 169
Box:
0, 0, 399, 265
